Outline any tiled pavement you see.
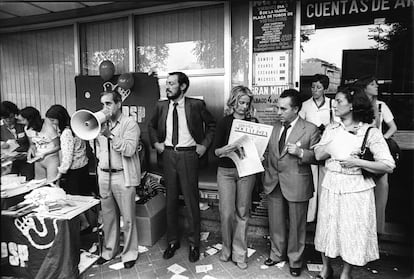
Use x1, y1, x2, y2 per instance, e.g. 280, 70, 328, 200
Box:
80, 231, 412, 279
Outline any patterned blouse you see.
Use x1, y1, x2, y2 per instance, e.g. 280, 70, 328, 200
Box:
58, 127, 88, 173
314, 122, 395, 194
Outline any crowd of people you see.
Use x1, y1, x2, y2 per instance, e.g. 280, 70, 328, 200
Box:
0, 72, 397, 277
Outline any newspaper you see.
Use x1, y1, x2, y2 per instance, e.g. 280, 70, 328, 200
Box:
228, 119, 273, 158
223, 119, 273, 177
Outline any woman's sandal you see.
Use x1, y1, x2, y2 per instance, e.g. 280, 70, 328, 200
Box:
316, 267, 334, 279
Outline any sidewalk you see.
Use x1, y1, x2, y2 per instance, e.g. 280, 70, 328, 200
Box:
80, 230, 412, 279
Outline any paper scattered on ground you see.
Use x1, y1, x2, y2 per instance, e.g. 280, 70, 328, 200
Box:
171, 274, 189, 279
205, 247, 219, 256
196, 264, 213, 273
276, 261, 286, 268
260, 265, 269, 269
247, 248, 256, 257
212, 243, 222, 250
138, 245, 148, 253
200, 232, 210, 241
109, 262, 124, 270
78, 251, 99, 274
307, 263, 323, 272
372, 269, 378, 274
202, 275, 217, 279
168, 263, 186, 274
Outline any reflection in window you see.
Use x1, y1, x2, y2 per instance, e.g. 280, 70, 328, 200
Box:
135, 5, 224, 73
80, 18, 129, 75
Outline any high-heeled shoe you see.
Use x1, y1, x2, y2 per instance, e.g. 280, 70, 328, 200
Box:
316, 266, 334, 279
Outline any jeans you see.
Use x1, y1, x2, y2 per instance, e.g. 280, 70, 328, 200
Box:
217, 167, 256, 263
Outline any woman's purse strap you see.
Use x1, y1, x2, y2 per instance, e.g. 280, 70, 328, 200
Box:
361, 126, 373, 154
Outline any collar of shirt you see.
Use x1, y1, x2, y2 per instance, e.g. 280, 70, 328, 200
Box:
109, 113, 123, 130
286, 116, 299, 129
170, 97, 185, 109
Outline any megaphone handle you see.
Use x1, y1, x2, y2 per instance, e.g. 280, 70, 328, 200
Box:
107, 136, 112, 189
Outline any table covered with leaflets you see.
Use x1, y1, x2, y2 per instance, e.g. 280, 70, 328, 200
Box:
1, 179, 99, 279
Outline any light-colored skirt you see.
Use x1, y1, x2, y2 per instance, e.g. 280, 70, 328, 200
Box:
314, 185, 379, 266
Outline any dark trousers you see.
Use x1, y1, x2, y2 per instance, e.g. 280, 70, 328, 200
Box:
268, 185, 308, 268
163, 149, 200, 247
11, 159, 34, 181
62, 164, 89, 195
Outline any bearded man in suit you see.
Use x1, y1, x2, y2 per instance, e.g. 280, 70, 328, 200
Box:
263, 89, 320, 277
148, 71, 216, 263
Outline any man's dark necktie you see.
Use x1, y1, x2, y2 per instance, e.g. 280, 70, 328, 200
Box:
172, 103, 178, 146
279, 124, 291, 154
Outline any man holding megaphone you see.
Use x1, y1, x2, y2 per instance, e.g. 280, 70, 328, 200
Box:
93, 90, 140, 269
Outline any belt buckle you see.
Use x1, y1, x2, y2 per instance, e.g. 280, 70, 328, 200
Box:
173, 145, 178, 152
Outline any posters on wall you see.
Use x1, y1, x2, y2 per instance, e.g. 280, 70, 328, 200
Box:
252, 0, 294, 52
252, 1, 294, 125
252, 51, 292, 125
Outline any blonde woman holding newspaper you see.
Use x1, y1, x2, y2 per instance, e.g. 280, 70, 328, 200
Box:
214, 86, 258, 270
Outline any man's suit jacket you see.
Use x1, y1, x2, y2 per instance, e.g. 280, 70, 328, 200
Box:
263, 117, 320, 202
148, 97, 216, 166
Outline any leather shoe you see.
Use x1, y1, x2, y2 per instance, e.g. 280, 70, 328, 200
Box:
188, 246, 200, 262
163, 242, 180, 259
123, 260, 136, 269
264, 258, 283, 266
96, 257, 109, 265
290, 267, 301, 277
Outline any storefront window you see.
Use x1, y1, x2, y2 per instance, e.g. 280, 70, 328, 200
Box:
300, 0, 412, 129
134, 5, 224, 74
80, 17, 129, 75
231, 2, 250, 87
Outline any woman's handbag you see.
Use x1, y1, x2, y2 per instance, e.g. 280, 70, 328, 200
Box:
385, 137, 401, 165
377, 103, 401, 165
359, 127, 385, 179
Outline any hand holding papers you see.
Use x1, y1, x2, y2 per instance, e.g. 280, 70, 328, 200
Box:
222, 119, 273, 177
324, 128, 359, 160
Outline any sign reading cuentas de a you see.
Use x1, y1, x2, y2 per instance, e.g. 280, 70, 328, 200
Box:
252, 1, 294, 52
302, 0, 412, 28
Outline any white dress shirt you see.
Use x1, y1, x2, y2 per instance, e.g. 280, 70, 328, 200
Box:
165, 98, 196, 147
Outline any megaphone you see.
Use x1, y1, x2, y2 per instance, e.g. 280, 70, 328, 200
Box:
71, 110, 108, 140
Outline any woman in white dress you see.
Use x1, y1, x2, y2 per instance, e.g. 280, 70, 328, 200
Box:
354, 75, 397, 235
313, 86, 395, 279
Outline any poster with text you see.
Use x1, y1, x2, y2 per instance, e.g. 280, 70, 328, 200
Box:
253, 0, 294, 52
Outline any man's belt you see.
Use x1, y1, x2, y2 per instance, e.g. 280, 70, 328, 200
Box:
164, 146, 196, 152
100, 168, 123, 173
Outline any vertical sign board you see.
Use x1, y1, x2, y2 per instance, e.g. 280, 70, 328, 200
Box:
252, 0, 295, 52
252, 1, 294, 125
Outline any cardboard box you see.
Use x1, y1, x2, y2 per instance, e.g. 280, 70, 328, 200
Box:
136, 193, 166, 246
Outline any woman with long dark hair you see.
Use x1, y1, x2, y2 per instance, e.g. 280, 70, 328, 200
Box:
313, 86, 395, 279
46, 104, 92, 231
45, 104, 89, 194
354, 75, 397, 235
18, 106, 60, 181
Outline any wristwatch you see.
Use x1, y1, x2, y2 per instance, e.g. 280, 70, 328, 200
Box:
299, 148, 304, 158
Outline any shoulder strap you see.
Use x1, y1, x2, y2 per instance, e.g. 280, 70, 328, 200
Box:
361, 127, 373, 153
329, 98, 333, 123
